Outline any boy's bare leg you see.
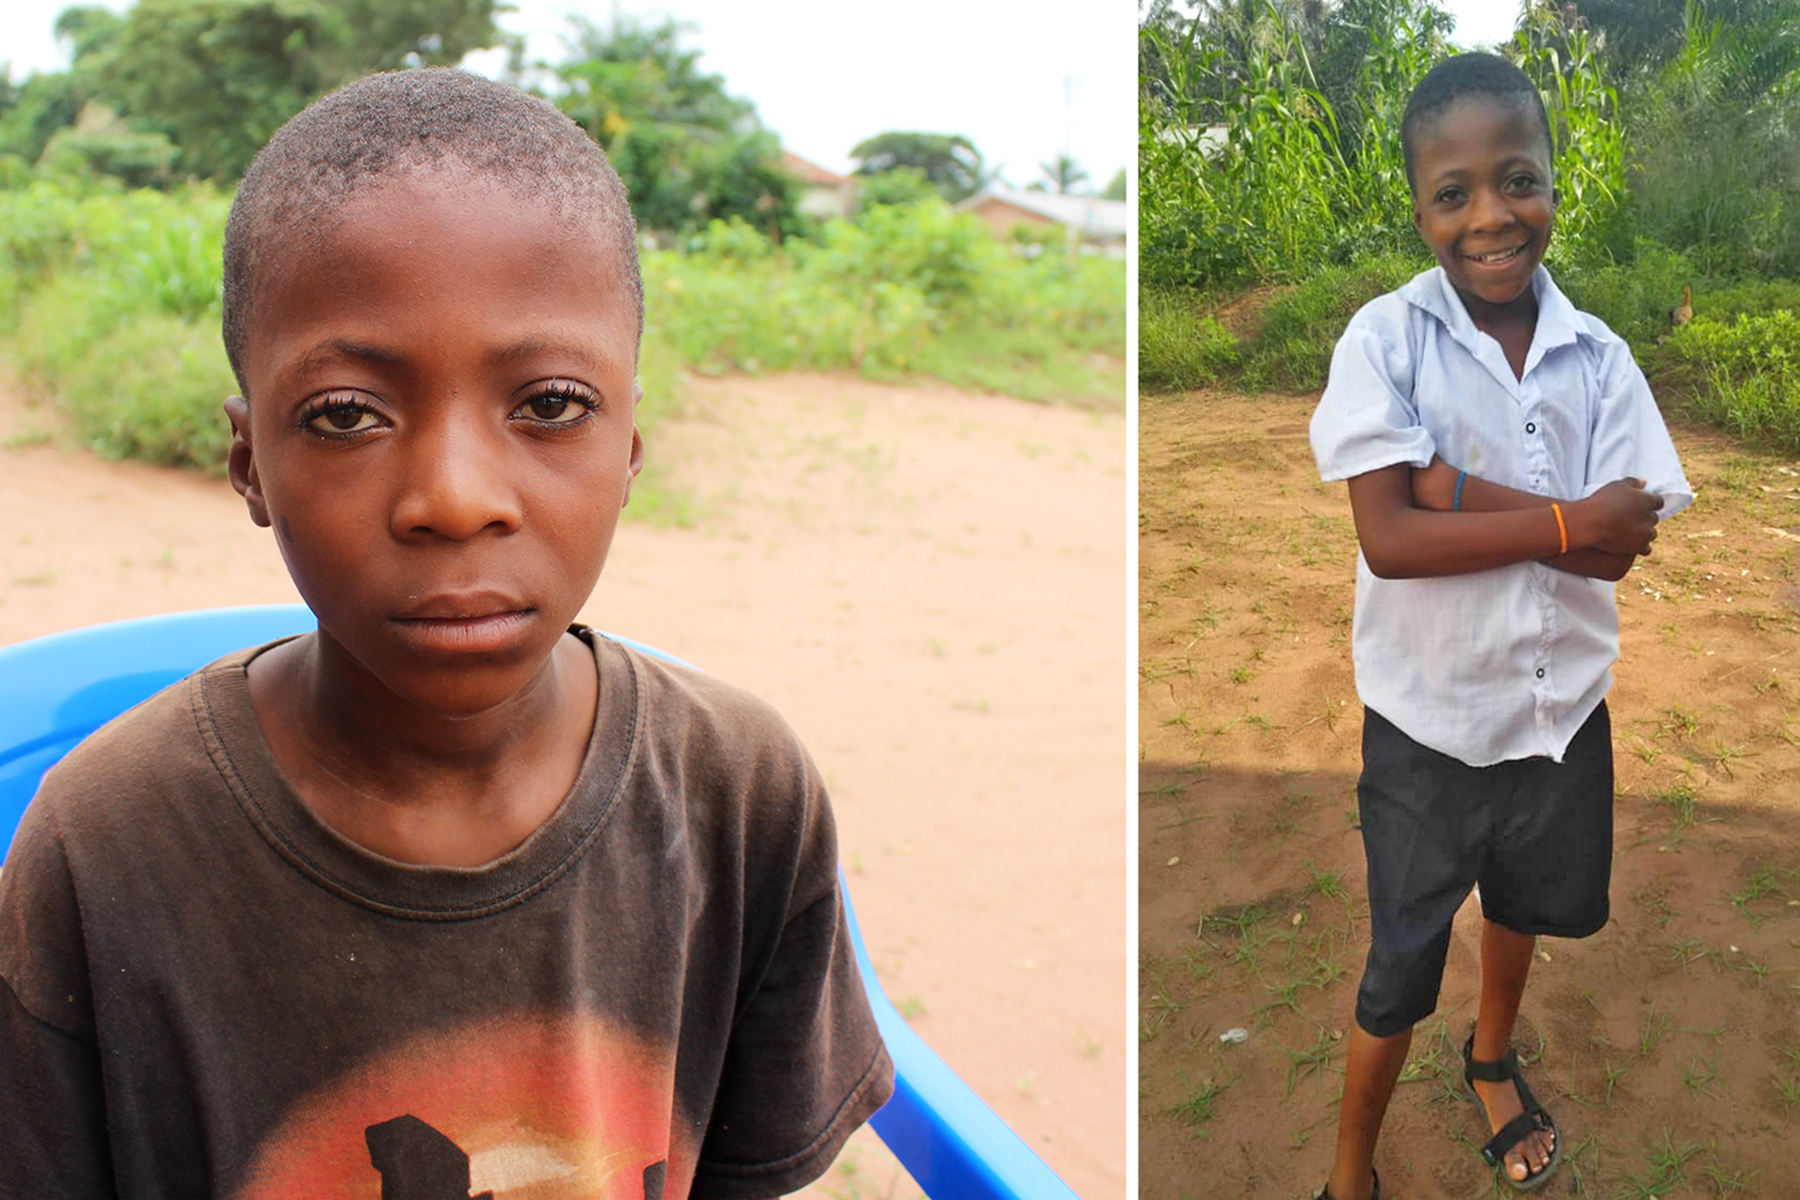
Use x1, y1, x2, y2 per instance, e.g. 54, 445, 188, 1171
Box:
1325, 1024, 1410, 1200
1471, 920, 1556, 1182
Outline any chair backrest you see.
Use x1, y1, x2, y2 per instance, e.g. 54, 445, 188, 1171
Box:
0, 606, 1080, 1200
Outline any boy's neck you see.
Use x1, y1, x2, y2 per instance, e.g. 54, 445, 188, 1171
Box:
1454, 282, 1539, 380
244, 630, 599, 867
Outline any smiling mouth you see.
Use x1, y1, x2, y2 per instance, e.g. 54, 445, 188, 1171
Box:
1463, 243, 1529, 266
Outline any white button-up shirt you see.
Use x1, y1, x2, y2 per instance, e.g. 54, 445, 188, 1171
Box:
1310, 266, 1692, 766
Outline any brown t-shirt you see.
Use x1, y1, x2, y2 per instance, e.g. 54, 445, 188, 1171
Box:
0, 630, 892, 1199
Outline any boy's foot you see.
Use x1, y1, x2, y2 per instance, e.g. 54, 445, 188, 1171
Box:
1463, 1035, 1559, 1189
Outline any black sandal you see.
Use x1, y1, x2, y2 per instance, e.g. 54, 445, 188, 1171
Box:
1314, 1167, 1379, 1200
1463, 1034, 1561, 1191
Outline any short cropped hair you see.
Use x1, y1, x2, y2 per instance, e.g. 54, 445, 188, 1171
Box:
1400, 52, 1554, 193
222, 68, 642, 392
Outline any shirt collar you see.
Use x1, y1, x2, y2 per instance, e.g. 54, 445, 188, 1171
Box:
1398, 265, 1584, 361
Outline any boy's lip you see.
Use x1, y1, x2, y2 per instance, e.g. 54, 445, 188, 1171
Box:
389, 592, 538, 653
394, 591, 530, 621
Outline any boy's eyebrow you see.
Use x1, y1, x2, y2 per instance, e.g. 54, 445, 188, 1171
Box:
292, 338, 403, 376
287, 336, 622, 376
488, 335, 621, 371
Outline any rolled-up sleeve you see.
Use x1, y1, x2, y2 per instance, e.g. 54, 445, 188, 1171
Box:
1310, 308, 1436, 482
1583, 338, 1694, 519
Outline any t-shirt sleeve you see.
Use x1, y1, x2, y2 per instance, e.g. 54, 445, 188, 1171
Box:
1310, 308, 1436, 483
0, 801, 116, 1199
690, 750, 893, 1199
1583, 339, 1694, 520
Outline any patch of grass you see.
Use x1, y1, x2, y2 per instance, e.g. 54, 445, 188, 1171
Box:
1139, 290, 1242, 392
1682, 1054, 1720, 1099
1729, 866, 1782, 927
1305, 861, 1347, 902
1280, 1028, 1342, 1096
1653, 782, 1702, 833
1165, 1074, 1232, 1139
1615, 1129, 1702, 1199
1663, 706, 1702, 738
1235, 253, 1423, 392
1639, 1003, 1673, 1060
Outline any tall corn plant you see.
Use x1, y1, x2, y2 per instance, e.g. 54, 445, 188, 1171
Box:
1337, 0, 1448, 256
1139, 0, 1460, 288
1139, 1, 1355, 286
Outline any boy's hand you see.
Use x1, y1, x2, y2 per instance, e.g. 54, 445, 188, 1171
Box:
1570, 478, 1664, 556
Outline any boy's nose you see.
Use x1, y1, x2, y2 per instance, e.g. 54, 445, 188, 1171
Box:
1468, 186, 1516, 231
390, 417, 524, 541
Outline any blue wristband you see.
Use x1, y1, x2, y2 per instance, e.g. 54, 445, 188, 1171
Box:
1453, 470, 1467, 512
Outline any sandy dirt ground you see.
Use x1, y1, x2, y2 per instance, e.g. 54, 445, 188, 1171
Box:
1140, 389, 1800, 1199
0, 372, 1127, 1199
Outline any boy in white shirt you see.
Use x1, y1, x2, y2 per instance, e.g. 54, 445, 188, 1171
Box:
1308, 53, 1690, 1198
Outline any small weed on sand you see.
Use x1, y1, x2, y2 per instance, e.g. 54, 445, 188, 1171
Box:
1166, 1074, 1232, 1139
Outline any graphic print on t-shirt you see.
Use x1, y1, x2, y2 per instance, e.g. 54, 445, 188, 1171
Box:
235, 1012, 687, 1199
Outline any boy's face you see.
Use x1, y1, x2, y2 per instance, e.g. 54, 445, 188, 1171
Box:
1409, 96, 1556, 314
227, 169, 643, 715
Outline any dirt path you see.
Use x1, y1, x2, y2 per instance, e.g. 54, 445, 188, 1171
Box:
0, 372, 1127, 1200
1139, 389, 1800, 1199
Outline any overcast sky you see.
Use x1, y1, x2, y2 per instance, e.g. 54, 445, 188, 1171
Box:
0, 0, 1134, 189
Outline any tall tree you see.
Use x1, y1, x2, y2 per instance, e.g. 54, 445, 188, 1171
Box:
849, 131, 986, 202
544, 13, 799, 237
70, 0, 504, 181
1038, 153, 1091, 194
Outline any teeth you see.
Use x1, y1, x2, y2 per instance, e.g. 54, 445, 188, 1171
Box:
1468, 244, 1525, 264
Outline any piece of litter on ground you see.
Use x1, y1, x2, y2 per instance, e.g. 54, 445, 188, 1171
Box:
1730, 945, 1739, 953
1537, 949, 1552, 963
1685, 529, 1724, 539
1220, 1027, 1249, 1044
1763, 526, 1800, 543
1330, 1029, 1343, 1041
1166, 856, 1180, 867
1291, 911, 1305, 926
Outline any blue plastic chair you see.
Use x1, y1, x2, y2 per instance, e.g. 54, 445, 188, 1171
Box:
0, 604, 1079, 1200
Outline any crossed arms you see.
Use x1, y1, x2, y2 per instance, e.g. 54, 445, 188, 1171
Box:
1346, 456, 1665, 582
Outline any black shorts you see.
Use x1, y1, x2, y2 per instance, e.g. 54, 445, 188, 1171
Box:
1353, 703, 1613, 1038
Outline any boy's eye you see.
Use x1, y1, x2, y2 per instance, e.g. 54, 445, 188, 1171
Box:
514, 386, 596, 426
1435, 187, 1464, 204
302, 396, 382, 435
1506, 173, 1538, 192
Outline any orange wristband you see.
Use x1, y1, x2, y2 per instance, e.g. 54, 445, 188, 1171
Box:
1550, 502, 1568, 556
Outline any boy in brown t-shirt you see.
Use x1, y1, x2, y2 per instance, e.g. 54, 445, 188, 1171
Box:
0, 69, 891, 1198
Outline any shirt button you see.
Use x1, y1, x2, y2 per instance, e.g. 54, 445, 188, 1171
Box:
1535, 668, 1546, 678
1525, 421, 1537, 434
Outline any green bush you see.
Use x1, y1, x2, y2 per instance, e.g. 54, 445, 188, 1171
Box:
1139, 290, 1240, 393
1558, 240, 1695, 350
1660, 309, 1800, 452
14, 279, 234, 468
644, 203, 1122, 401
1238, 251, 1424, 391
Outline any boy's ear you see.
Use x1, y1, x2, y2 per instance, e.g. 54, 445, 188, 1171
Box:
621, 382, 645, 508
224, 396, 272, 528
